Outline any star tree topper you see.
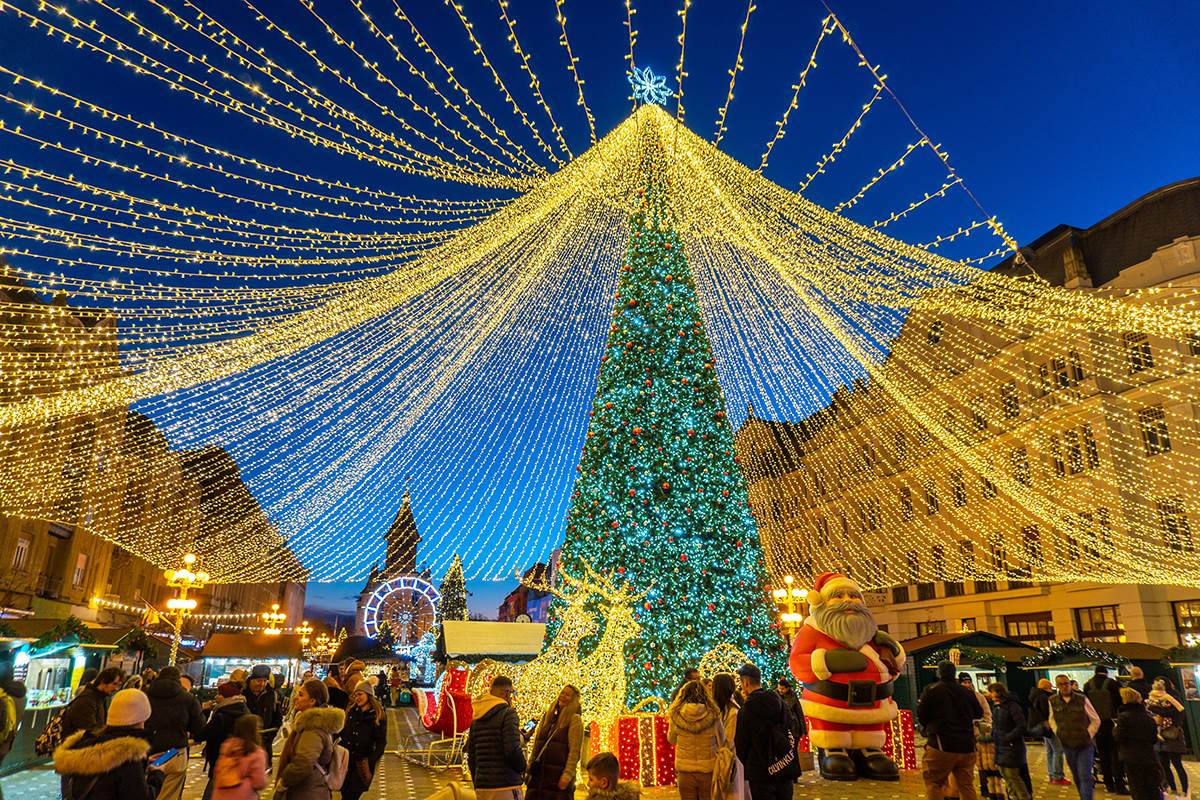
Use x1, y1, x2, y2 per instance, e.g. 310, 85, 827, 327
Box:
629, 66, 673, 106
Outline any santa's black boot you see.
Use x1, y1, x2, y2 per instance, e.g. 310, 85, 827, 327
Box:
851, 747, 900, 781
817, 748, 858, 781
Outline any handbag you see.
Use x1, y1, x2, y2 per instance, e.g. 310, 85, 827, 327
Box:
711, 715, 737, 799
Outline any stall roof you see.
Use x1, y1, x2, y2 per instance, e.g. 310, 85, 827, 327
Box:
200, 633, 302, 660
0, 618, 124, 649
901, 630, 1038, 661
1019, 641, 1168, 668
442, 620, 545, 658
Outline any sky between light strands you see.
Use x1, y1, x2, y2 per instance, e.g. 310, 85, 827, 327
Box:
0, 0, 1194, 620
304, 0, 1198, 620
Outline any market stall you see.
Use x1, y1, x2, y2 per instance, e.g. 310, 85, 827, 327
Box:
193, 632, 303, 687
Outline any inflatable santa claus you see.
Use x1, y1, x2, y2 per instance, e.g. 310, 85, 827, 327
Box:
789, 571, 905, 781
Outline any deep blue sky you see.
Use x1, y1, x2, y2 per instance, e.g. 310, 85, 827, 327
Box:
1, 0, 1195, 621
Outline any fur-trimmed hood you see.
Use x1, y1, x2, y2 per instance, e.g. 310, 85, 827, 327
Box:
588, 782, 642, 800
54, 729, 150, 776
669, 702, 718, 734
292, 705, 345, 734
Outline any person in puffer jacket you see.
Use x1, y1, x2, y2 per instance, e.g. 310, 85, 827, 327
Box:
212, 713, 268, 800
54, 689, 164, 800
466, 675, 526, 800
668, 680, 722, 800
1114, 688, 1163, 800
274, 679, 345, 800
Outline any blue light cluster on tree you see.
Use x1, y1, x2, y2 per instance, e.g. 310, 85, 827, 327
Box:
552, 151, 786, 704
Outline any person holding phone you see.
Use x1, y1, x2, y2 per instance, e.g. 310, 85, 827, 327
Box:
525, 685, 583, 800
53, 688, 165, 800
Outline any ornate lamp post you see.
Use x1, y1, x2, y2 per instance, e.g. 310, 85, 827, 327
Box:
261, 603, 287, 635
296, 620, 313, 647
165, 553, 209, 666
770, 574, 808, 648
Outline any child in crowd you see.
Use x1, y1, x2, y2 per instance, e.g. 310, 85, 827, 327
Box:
585, 752, 641, 800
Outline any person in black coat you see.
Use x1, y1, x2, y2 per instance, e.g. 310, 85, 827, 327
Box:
467, 675, 526, 796
1114, 689, 1163, 800
54, 689, 164, 800
200, 683, 249, 800
733, 663, 798, 800
243, 665, 282, 767
62, 668, 125, 739
987, 684, 1029, 800
1126, 667, 1153, 700
144, 666, 203, 800
339, 687, 388, 800
917, 661, 983, 800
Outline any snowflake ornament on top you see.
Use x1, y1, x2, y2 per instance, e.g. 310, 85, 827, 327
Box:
629, 66, 673, 106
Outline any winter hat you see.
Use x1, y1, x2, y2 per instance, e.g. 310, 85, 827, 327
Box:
218, 681, 243, 699
249, 664, 271, 680
229, 668, 248, 685
806, 572, 861, 607
107, 688, 152, 726
1037, 678, 1053, 691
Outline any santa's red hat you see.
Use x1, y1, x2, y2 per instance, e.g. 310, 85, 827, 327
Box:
807, 571, 861, 606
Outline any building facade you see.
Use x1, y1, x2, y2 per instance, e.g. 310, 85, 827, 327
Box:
0, 264, 304, 629
736, 178, 1200, 648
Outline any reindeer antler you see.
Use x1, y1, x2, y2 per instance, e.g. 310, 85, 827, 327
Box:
576, 559, 651, 604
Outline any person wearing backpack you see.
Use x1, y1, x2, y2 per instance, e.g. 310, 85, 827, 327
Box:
212, 713, 268, 800
274, 678, 346, 800
733, 663, 799, 800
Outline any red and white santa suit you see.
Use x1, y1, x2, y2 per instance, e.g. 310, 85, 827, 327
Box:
789, 573, 905, 751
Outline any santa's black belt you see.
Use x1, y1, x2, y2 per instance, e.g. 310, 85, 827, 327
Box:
803, 679, 893, 707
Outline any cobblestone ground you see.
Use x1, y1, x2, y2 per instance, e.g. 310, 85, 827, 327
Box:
5, 708, 1200, 800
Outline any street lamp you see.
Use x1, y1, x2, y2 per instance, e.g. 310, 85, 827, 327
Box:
296, 620, 313, 647
164, 553, 209, 666
770, 574, 808, 647
261, 603, 286, 635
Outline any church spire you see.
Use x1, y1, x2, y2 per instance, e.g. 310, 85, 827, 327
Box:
384, 487, 420, 576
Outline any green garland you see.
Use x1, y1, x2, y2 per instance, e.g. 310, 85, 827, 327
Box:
923, 646, 1006, 672
1020, 639, 1127, 669
121, 627, 159, 659
0, 621, 16, 639
1166, 644, 1200, 664
32, 615, 96, 653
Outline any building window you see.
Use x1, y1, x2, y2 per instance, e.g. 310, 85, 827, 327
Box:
1005, 611, 1055, 646
971, 396, 989, 432
980, 474, 998, 499
1069, 350, 1087, 382
812, 471, 826, 497
1158, 496, 1194, 552
1011, 447, 1032, 487
1083, 424, 1100, 468
1050, 434, 1066, 477
1139, 406, 1171, 455
1173, 600, 1200, 644
816, 516, 830, 549
72, 553, 88, 588
928, 320, 944, 344
12, 537, 30, 571
950, 470, 967, 507
917, 582, 937, 601
925, 480, 940, 515
990, 533, 1007, 574
1023, 525, 1043, 570
917, 620, 947, 636
960, 617, 977, 632
1075, 605, 1124, 643
894, 432, 908, 463
863, 498, 880, 532
1065, 429, 1083, 474
1000, 382, 1020, 419
1124, 332, 1154, 373
900, 486, 914, 522
862, 445, 876, 472
892, 586, 910, 604
1188, 334, 1200, 357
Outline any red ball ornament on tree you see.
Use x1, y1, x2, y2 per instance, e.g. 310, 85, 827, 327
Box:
611, 521, 620, 529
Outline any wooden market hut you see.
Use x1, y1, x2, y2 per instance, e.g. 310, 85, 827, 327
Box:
896, 630, 1038, 711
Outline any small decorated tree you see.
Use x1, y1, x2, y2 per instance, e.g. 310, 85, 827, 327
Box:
437, 554, 470, 625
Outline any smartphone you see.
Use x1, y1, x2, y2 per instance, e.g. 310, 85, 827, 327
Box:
522, 720, 536, 734
149, 748, 179, 768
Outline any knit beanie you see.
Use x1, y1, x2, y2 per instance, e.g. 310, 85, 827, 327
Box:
218, 681, 243, 699
107, 688, 152, 727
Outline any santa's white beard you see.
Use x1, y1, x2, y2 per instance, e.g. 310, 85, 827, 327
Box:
812, 600, 878, 650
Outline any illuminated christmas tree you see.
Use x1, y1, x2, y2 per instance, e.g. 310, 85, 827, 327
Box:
437, 554, 469, 625
553, 150, 786, 704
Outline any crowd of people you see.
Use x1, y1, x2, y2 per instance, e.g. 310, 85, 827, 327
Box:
918, 662, 1191, 800
32, 655, 395, 800
464, 663, 806, 800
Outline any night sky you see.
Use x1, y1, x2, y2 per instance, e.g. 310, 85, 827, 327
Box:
1, 0, 1195, 621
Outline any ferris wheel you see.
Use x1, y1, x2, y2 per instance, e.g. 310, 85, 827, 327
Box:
361, 576, 441, 648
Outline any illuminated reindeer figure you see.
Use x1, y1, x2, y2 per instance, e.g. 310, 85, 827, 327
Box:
570, 563, 648, 742
466, 567, 599, 723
